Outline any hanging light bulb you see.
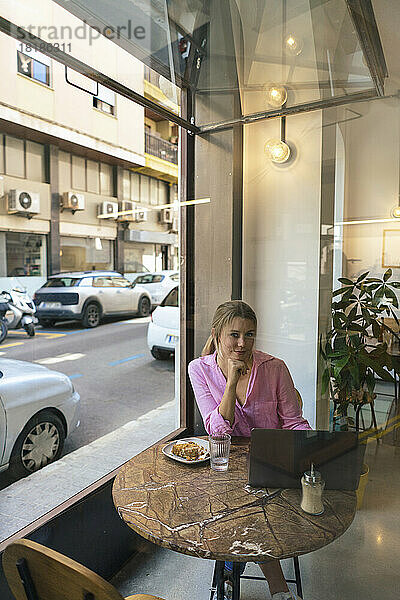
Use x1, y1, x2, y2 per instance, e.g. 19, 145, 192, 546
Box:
265, 117, 291, 164
285, 33, 303, 56
265, 84, 287, 108
265, 139, 291, 163
391, 205, 400, 218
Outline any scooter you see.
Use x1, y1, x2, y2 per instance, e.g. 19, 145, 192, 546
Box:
0, 286, 37, 343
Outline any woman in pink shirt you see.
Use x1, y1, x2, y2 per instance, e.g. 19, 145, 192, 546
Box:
188, 300, 310, 600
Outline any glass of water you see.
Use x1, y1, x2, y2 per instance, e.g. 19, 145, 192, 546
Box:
209, 433, 231, 471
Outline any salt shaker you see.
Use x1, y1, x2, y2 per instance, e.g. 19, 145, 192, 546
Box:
300, 463, 325, 515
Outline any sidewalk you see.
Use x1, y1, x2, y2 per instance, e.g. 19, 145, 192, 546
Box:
0, 400, 176, 542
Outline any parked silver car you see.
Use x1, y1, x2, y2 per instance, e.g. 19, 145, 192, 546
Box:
34, 271, 152, 328
0, 358, 80, 478
133, 270, 179, 307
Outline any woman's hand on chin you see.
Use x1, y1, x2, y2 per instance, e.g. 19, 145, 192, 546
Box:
227, 358, 249, 385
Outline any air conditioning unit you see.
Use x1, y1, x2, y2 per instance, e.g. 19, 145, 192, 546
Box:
62, 191, 85, 211
135, 206, 147, 223
160, 207, 173, 224
8, 189, 40, 215
118, 201, 135, 222
98, 201, 118, 219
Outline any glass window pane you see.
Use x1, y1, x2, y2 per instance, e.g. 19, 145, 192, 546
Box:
122, 170, 131, 200
6, 232, 46, 276
71, 155, 86, 191
5, 135, 24, 177
87, 160, 100, 193
26, 141, 45, 182
140, 175, 150, 203
100, 162, 113, 196
158, 181, 168, 205
150, 177, 158, 205
131, 172, 140, 201
32, 60, 49, 85
59, 151, 71, 192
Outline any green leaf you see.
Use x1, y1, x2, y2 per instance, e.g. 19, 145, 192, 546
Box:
366, 372, 375, 395
332, 287, 352, 297
383, 268, 392, 282
333, 355, 350, 377
356, 271, 369, 283
384, 287, 399, 308
391, 282, 400, 289
321, 369, 330, 395
338, 277, 354, 285
371, 320, 381, 339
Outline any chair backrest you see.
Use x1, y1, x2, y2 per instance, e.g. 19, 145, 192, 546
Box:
2, 539, 124, 600
295, 388, 303, 411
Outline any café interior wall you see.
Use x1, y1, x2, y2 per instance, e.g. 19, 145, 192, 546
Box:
243, 111, 323, 428
339, 98, 400, 282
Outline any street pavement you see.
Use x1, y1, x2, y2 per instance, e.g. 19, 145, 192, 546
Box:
0, 316, 175, 490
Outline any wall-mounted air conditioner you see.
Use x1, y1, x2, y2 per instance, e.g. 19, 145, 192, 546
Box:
135, 206, 147, 222
117, 201, 135, 222
98, 201, 118, 219
160, 207, 173, 224
8, 190, 40, 216
62, 191, 85, 211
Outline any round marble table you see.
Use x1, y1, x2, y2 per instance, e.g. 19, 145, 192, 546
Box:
112, 438, 357, 564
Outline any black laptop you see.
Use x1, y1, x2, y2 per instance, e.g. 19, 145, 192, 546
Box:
248, 429, 366, 490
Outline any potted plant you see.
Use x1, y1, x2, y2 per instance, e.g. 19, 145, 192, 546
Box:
321, 268, 400, 432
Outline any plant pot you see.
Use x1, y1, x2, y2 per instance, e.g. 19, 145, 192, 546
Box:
356, 463, 369, 510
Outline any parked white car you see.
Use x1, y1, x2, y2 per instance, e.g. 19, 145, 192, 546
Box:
0, 358, 80, 478
147, 286, 179, 360
133, 271, 179, 308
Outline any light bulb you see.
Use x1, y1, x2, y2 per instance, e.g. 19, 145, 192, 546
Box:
265, 84, 287, 108
265, 139, 291, 163
285, 34, 303, 56
391, 205, 400, 218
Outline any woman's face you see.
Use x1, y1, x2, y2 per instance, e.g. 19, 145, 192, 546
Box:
214, 317, 256, 363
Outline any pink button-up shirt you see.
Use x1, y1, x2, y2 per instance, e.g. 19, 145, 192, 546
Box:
188, 350, 311, 436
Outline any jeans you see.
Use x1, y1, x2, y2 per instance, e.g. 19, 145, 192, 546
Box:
224, 561, 246, 575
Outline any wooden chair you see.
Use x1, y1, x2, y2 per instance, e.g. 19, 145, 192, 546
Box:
2, 539, 166, 600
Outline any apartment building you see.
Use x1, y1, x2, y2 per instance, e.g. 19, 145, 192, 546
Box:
0, 0, 179, 293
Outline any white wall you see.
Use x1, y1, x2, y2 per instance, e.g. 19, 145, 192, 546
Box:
243, 112, 323, 428
339, 98, 400, 281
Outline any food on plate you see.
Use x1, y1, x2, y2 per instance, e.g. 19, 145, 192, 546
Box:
171, 441, 207, 461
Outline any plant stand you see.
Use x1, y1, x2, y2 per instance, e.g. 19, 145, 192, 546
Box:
332, 400, 381, 442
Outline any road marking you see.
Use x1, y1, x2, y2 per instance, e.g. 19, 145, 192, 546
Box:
0, 342, 25, 349
8, 330, 66, 340
109, 353, 145, 366
69, 373, 83, 380
36, 353, 86, 365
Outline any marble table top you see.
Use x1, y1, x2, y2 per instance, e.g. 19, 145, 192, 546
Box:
112, 438, 357, 562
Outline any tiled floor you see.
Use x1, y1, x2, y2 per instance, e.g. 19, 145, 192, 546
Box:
112, 437, 400, 600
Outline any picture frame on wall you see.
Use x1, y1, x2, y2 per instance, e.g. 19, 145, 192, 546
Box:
382, 229, 400, 268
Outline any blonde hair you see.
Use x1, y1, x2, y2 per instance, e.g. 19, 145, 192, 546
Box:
201, 300, 257, 356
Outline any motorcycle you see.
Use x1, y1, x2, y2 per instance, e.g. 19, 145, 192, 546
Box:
0, 286, 37, 343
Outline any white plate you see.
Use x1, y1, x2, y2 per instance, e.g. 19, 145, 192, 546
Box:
162, 437, 210, 464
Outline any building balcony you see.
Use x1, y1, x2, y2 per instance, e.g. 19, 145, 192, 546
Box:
145, 131, 178, 165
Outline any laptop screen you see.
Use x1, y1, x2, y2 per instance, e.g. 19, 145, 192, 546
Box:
249, 429, 366, 490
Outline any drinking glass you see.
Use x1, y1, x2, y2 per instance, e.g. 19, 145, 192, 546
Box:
208, 433, 231, 471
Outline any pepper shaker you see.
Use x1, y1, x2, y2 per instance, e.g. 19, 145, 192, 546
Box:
300, 463, 325, 515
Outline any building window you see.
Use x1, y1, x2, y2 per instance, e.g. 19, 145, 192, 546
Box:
93, 84, 116, 115
0, 232, 47, 277
60, 237, 113, 272
3, 134, 47, 182
17, 44, 51, 86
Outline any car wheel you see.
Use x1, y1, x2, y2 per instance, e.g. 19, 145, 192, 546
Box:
0, 320, 8, 343
151, 347, 171, 360
138, 296, 151, 317
8, 411, 66, 478
24, 323, 35, 337
82, 303, 101, 328
38, 318, 55, 328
